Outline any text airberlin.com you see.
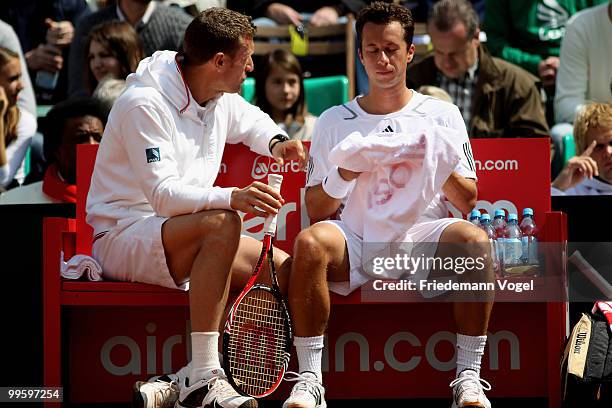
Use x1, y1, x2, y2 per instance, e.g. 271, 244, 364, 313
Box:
371, 255, 534, 293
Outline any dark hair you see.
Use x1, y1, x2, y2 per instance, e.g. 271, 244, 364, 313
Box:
356, 1, 415, 51
429, 0, 480, 40
0, 46, 20, 147
84, 20, 144, 94
181, 7, 256, 65
255, 49, 307, 126
42, 97, 108, 162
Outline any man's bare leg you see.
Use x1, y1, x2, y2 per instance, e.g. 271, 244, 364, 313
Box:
283, 222, 349, 408
161, 209, 243, 385
436, 222, 494, 408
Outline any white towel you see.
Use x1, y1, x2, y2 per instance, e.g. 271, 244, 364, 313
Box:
60, 251, 104, 281
328, 126, 461, 278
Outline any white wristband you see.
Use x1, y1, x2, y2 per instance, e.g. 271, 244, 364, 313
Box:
322, 166, 355, 199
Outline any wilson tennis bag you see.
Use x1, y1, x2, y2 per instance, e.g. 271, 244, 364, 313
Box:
561, 302, 612, 407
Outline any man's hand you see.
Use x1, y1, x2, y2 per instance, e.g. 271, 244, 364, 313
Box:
25, 44, 63, 72
230, 181, 285, 217
266, 3, 303, 26
552, 140, 599, 191
537, 56, 560, 88
45, 19, 75, 47
310, 6, 340, 27
271, 139, 308, 169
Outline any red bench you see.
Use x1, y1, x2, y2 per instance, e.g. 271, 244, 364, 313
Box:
43, 140, 567, 406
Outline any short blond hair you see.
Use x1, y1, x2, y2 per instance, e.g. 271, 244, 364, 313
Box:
574, 103, 612, 154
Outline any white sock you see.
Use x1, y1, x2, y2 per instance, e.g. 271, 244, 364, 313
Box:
456, 333, 487, 376
190, 332, 221, 383
294, 335, 324, 383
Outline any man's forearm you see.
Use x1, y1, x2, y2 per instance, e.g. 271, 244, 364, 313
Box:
442, 172, 477, 215
305, 184, 343, 223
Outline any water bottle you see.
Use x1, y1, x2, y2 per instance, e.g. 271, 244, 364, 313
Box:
520, 208, 538, 266
503, 213, 523, 271
491, 209, 507, 268
492, 209, 507, 237
469, 209, 481, 226
479, 213, 500, 275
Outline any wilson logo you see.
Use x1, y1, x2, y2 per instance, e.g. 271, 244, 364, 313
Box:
250, 156, 302, 180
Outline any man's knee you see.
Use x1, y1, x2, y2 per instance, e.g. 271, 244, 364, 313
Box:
200, 210, 242, 244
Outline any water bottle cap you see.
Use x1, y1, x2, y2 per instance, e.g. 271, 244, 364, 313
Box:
494, 209, 505, 217
522, 208, 534, 216
480, 213, 491, 222
508, 213, 518, 221
469, 209, 480, 219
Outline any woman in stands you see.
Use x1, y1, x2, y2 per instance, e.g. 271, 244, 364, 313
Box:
83, 21, 143, 96
0, 46, 36, 191
552, 102, 612, 195
255, 49, 316, 140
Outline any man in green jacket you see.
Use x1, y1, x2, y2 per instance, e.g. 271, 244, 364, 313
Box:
407, 0, 550, 140
484, 0, 605, 100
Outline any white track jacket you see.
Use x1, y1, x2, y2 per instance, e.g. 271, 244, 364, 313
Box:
86, 51, 285, 236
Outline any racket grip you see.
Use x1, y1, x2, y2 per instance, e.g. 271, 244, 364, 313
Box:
264, 174, 284, 235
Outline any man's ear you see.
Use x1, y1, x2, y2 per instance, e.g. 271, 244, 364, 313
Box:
407, 43, 415, 64
213, 52, 225, 70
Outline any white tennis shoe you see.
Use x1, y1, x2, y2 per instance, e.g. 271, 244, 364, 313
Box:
282, 371, 326, 408
133, 374, 180, 408
174, 368, 257, 408
450, 369, 492, 408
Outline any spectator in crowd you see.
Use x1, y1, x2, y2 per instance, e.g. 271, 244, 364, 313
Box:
484, 0, 607, 128
83, 20, 143, 95
0, 20, 36, 118
69, 0, 192, 97
255, 49, 316, 140
554, 1, 612, 130
92, 77, 127, 112
0, 46, 36, 191
552, 102, 612, 195
551, 1, 611, 176
0, 0, 91, 104
407, 0, 550, 139
253, 1, 348, 27
0, 97, 106, 204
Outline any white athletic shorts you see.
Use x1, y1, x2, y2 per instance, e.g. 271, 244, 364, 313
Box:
92, 216, 188, 291
323, 218, 473, 296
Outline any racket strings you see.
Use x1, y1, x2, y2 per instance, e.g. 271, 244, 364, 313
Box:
227, 289, 289, 396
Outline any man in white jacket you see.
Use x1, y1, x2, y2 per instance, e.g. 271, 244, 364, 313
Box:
552, 102, 612, 195
86, 8, 306, 408
282, 3, 494, 408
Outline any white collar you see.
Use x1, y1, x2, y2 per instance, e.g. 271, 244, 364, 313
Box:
116, 1, 157, 27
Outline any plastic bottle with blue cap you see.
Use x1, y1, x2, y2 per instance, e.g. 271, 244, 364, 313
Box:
520, 208, 538, 266
503, 213, 523, 272
469, 209, 481, 226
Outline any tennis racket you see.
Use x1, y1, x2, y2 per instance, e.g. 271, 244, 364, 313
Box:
223, 174, 293, 398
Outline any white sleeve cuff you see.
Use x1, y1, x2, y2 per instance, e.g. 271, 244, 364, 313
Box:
322, 166, 355, 199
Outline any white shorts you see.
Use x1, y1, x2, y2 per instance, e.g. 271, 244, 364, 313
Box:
92, 216, 187, 291
323, 218, 472, 296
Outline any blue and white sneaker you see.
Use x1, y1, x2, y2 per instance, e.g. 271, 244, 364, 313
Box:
282, 372, 326, 408
174, 368, 257, 408
133, 374, 180, 408
449, 369, 492, 408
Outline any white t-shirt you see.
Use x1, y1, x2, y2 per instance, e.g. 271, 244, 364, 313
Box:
306, 91, 477, 237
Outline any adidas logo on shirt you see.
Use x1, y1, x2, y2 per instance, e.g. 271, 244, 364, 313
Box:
381, 125, 393, 133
